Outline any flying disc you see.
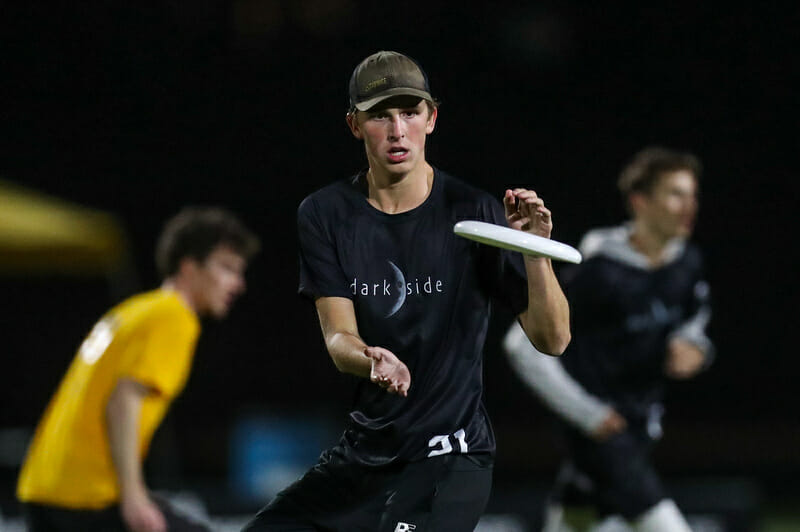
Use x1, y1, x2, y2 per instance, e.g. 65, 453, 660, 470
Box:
453, 220, 582, 263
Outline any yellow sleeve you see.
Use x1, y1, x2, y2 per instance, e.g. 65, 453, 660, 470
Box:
119, 311, 198, 399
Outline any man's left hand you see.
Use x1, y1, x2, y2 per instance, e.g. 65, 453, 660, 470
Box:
665, 338, 705, 379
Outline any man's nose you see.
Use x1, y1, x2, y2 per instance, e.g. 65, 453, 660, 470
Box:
388, 115, 404, 138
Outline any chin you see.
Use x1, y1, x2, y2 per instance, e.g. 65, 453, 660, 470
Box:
387, 159, 416, 173
385, 167, 410, 180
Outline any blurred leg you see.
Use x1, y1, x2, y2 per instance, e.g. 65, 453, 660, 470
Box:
155, 498, 213, 531
568, 428, 665, 520
588, 515, 633, 532
633, 499, 691, 532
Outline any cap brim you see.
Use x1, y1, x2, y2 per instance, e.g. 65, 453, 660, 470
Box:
354, 87, 433, 111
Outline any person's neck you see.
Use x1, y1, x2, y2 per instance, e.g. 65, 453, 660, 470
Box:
629, 221, 671, 266
366, 163, 434, 214
161, 279, 199, 315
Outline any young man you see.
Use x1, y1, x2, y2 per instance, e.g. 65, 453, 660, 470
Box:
242, 51, 570, 531
503, 147, 713, 531
17, 207, 260, 532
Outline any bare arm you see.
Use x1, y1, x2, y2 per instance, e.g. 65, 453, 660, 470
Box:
504, 189, 571, 355
315, 296, 410, 396
106, 378, 166, 532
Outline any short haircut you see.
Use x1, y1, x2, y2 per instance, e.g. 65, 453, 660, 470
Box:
618, 146, 702, 198
155, 207, 260, 279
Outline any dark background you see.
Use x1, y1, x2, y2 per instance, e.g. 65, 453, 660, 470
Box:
1, 0, 797, 524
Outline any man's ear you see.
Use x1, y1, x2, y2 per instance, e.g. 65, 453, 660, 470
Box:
425, 107, 438, 134
177, 256, 200, 278
628, 191, 648, 216
346, 113, 363, 139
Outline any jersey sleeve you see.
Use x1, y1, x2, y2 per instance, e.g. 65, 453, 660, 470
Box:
475, 197, 528, 316
560, 258, 620, 333
118, 312, 197, 398
297, 194, 352, 300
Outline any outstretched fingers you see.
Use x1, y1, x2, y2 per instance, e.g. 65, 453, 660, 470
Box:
366, 347, 385, 383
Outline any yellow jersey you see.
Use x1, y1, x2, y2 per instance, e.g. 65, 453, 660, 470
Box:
17, 289, 200, 509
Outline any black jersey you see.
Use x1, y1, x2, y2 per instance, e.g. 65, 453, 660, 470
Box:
298, 168, 528, 465
559, 225, 712, 423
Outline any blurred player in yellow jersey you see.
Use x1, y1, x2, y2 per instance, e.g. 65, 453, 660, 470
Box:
17, 207, 260, 532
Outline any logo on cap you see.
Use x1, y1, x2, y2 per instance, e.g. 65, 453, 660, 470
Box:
364, 77, 389, 92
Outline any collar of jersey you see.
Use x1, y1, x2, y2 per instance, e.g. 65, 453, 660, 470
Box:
353, 167, 441, 222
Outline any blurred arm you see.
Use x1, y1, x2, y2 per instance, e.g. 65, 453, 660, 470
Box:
669, 303, 714, 362
666, 285, 714, 379
106, 378, 166, 532
503, 321, 623, 438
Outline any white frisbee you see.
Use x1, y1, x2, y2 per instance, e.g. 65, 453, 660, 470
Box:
453, 220, 582, 263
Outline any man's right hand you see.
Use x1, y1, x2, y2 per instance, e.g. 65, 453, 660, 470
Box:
120, 491, 167, 532
591, 409, 627, 441
365, 346, 411, 397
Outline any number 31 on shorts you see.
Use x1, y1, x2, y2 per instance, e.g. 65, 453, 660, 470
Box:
427, 428, 468, 457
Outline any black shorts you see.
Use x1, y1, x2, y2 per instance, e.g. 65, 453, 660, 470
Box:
554, 423, 666, 519
242, 447, 494, 532
21, 495, 210, 532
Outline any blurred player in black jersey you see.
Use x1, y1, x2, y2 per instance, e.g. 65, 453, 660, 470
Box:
503, 147, 713, 531
242, 50, 571, 531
